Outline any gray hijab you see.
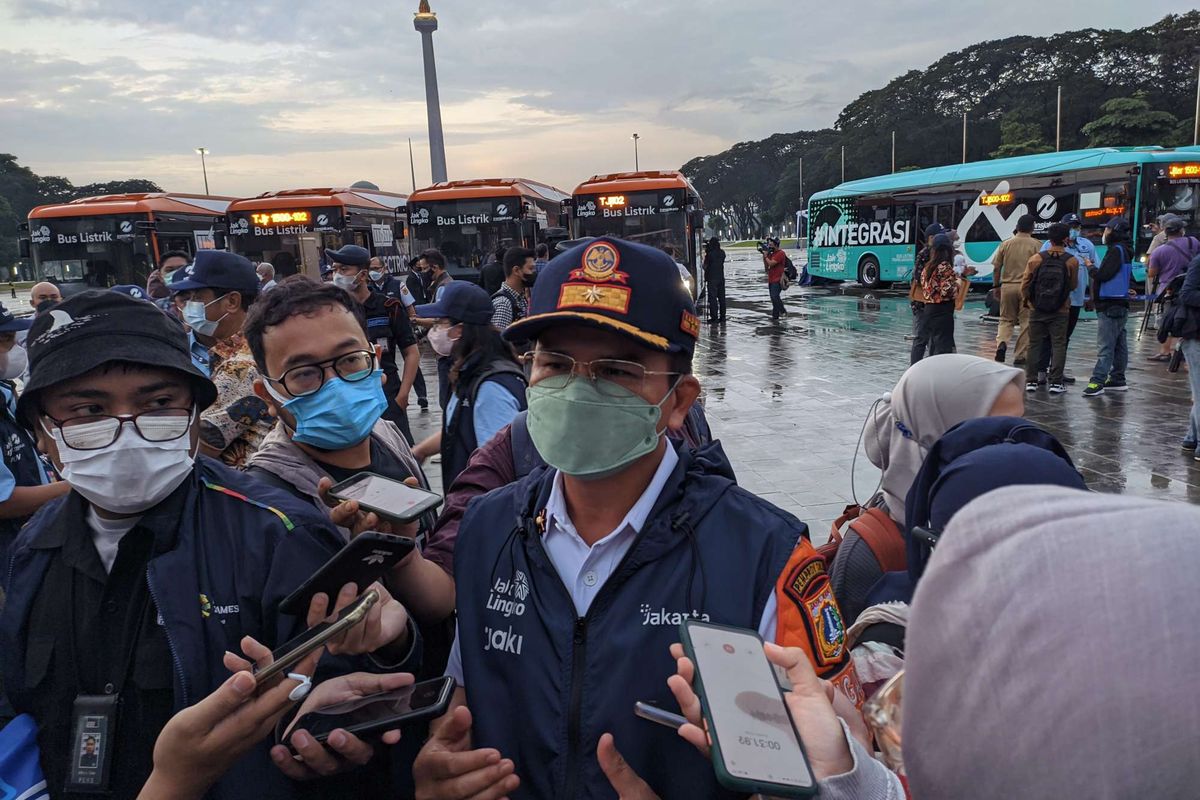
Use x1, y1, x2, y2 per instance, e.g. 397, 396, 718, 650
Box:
904, 486, 1200, 799
863, 354, 1023, 523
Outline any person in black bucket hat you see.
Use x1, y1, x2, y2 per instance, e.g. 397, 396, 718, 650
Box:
1, 290, 420, 799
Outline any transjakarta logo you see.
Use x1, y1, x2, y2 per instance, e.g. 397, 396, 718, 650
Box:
119, 220, 133, 234
811, 216, 910, 248
486, 571, 529, 618
640, 604, 710, 626
31, 225, 51, 244
316, 213, 331, 227
496, 204, 509, 217
662, 195, 676, 208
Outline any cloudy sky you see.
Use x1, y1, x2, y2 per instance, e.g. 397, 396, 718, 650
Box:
0, 0, 1186, 197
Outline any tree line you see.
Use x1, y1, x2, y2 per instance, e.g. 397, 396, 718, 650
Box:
684, 12, 1200, 239
0, 154, 161, 270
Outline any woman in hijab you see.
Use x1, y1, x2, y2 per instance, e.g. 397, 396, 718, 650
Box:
829, 354, 1024, 626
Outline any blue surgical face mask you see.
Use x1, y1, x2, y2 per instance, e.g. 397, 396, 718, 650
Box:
183, 295, 228, 338
1069, 228, 1079, 241
265, 370, 387, 450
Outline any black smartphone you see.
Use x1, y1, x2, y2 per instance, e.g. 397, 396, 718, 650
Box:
328, 472, 443, 523
288, 676, 456, 748
278, 531, 415, 617
255, 589, 379, 686
679, 620, 816, 798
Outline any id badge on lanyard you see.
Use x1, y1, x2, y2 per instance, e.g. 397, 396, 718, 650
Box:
65, 694, 119, 793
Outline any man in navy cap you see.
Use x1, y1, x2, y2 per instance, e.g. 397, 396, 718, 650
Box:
327, 244, 421, 443
170, 250, 272, 468
1033, 213, 1095, 383
413, 237, 828, 799
0, 302, 65, 554
0, 290, 413, 799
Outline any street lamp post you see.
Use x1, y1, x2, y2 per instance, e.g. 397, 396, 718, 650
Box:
195, 147, 210, 194
631, 133, 640, 171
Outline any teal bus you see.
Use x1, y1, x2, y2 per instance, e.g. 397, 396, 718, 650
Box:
807, 146, 1200, 289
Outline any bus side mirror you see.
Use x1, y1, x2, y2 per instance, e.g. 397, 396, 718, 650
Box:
18, 239, 30, 259
394, 221, 406, 241
213, 231, 227, 250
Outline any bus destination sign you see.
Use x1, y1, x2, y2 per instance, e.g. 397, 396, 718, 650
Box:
575, 191, 683, 219
1167, 163, 1200, 180
980, 192, 1013, 206
229, 208, 342, 237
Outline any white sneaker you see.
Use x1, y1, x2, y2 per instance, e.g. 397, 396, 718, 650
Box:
1025, 382, 1039, 392
1049, 384, 1066, 394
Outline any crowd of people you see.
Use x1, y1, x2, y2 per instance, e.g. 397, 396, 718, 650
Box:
0, 230, 1199, 800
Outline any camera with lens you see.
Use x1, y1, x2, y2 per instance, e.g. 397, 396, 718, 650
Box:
756, 240, 775, 254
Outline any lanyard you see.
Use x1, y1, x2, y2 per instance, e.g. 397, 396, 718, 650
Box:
62, 553, 154, 696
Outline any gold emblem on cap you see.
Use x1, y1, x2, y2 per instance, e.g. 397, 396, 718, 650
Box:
572, 241, 628, 284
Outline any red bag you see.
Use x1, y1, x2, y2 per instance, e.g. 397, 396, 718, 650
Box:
819, 504, 906, 574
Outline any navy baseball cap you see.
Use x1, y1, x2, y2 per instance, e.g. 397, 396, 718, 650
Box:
932, 233, 953, 248
0, 303, 32, 333
413, 281, 494, 325
504, 236, 699, 355
923, 223, 944, 237
17, 290, 217, 424
169, 250, 259, 297
1060, 213, 1082, 226
325, 244, 370, 267
110, 284, 150, 301
1105, 217, 1130, 233
1165, 217, 1187, 233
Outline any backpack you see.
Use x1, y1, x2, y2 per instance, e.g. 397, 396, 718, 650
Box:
490, 287, 525, 324
1029, 250, 1071, 313
819, 504, 907, 571
820, 503, 907, 628
783, 253, 799, 281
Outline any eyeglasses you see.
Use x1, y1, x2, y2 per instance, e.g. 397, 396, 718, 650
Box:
863, 670, 905, 774
266, 350, 376, 397
520, 350, 679, 397
43, 408, 194, 451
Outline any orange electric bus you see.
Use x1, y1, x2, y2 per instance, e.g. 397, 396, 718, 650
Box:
23, 193, 233, 290
406, 178, 571, 281
226, 186, 408, 279
570, 171, 705, 285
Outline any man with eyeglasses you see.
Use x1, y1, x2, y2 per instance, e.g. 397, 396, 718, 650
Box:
170, 250, 273, 469
413, 237, 821, 799
0, 290, 411, 799
327, 245, 420, 444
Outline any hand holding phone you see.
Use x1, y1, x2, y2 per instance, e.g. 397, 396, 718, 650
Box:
306, 581, 411, 660
254, 589, 379, 686
286, 676, 454, 751
679, 621, 817, 797
279, 531, 415, 616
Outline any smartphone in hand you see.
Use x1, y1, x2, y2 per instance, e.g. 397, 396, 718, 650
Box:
254, 589, 380, 686
328, 472, 442, 523
679, 620, 816, 797
279, 531, 415, 617
287, 676, 455, 750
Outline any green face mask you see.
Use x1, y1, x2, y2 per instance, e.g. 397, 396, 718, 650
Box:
526, 376, 672, 480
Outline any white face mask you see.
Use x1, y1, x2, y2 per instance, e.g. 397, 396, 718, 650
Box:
332, 273, 360, 292
0, 344, 27, 380
428, 324, 459, 357
44, 414, 197, 515
369, 270, 385, 282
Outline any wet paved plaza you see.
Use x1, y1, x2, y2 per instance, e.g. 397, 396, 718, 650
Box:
412, 248, 1200, 543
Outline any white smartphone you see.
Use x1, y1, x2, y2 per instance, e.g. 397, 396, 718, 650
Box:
679, 620, 816, 797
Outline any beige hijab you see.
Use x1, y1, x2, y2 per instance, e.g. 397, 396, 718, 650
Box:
863, 355, 1023, 523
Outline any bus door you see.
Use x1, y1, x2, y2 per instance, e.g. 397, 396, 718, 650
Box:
916, 203, 954, 242
298, 234, 322, 279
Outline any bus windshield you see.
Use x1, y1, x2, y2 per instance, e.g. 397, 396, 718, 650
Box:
30, 215, 153, 286
574, 190, 689, 254
408, 199, 526, 267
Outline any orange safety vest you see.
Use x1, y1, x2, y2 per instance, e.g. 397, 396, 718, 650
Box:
775, 538, 864, 708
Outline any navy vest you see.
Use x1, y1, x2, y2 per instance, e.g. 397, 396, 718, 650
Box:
454, 442, 801, 799
1099, 244, 1133, 299
441, 357, 527, 494
0, 382, 48, 553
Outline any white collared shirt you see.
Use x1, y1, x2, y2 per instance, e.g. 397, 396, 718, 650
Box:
446, 446, 779, 686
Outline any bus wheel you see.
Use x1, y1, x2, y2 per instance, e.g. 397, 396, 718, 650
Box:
858, 257, 881, 290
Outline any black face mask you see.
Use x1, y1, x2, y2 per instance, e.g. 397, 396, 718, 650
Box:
521, 271, 537, 288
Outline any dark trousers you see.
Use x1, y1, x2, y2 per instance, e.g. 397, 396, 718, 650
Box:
1037, 304, 1081, 373
910, 301, 928, 364
924, 302, 955, 357
437, 355, 453, 412
707, 277, 726, 321
1027, 311, 1070, 385
769, 281, 786, 318
413, 366, 428, 406
382, 371, 414, 444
